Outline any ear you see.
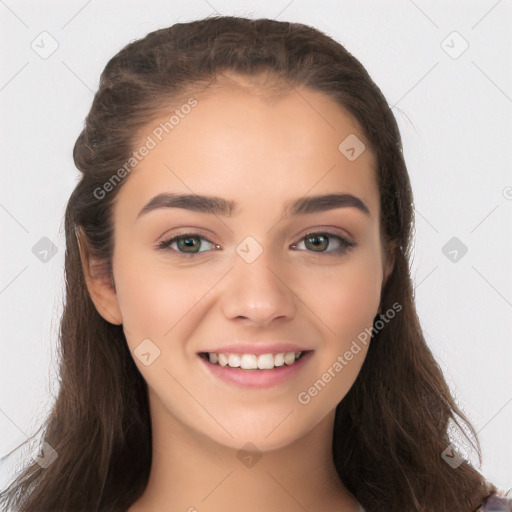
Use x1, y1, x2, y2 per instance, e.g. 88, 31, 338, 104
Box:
76, 227, 123, 325
382, 240, 397, 288
377, 240, 397, 314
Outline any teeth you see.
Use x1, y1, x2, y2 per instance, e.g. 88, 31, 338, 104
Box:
274, 353, 285, 367
257, 353, 274, 370
205, 351, 302, 370
284, 352, 296, 365
240, 354, 257, 369
228, 354, 241, 368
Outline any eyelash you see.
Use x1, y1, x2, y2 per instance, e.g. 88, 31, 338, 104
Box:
156, 231, 356, 257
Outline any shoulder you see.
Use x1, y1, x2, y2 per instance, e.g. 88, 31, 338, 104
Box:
477, 492, 512, 511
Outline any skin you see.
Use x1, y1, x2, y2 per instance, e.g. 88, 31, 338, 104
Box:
82, 73, 395, 512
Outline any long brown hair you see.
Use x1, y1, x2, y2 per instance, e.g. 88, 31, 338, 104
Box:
0, 15, 497, 511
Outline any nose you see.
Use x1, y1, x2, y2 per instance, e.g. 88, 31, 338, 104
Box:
220, 246, 297, 327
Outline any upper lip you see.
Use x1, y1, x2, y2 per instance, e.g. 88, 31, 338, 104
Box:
198, 343, 312, 356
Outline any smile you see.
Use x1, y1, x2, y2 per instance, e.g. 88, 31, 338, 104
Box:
198, 350, 313, 389
199, 351, 304, 370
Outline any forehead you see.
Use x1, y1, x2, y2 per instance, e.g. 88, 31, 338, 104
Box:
113, 79, 379, 221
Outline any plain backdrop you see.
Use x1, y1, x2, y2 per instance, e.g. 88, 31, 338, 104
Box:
1, 0, 511, 493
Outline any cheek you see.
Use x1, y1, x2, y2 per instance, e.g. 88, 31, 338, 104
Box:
299, 251, 383, 339
111, 247, 178, 341
112, 247, 217, 347
296, 254, 381, 408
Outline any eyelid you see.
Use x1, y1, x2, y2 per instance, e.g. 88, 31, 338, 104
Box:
156, 230, 218, 254
293, 225, 354, 244
157, 225, 353, 244
156, 228, 356, 256
290, 231, 355, 254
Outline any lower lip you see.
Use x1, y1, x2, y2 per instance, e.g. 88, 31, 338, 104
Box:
198, 351, 313, 389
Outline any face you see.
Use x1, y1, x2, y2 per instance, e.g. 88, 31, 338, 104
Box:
88, 75, 393, 452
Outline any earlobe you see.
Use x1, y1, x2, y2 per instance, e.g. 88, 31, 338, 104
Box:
75, 227, 123, 326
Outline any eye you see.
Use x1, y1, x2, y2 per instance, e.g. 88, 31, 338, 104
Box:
290, 231, 355, 255
156, 230, 355, 257
156, 233, 218, 255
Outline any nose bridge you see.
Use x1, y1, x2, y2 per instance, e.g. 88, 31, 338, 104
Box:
221, 236, 296, 324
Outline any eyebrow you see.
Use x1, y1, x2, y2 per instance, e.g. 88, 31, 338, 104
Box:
136, 192, 370, 220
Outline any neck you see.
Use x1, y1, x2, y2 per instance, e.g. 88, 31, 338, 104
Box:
128, 389, 361, 512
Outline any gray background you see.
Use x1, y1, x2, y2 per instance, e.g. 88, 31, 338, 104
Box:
1, 0, 511, 492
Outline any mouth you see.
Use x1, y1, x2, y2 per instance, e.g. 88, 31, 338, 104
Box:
198, 350, 308, 369
197, 350, 313, 389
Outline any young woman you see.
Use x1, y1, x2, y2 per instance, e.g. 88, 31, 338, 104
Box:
1, 15, 510, 512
